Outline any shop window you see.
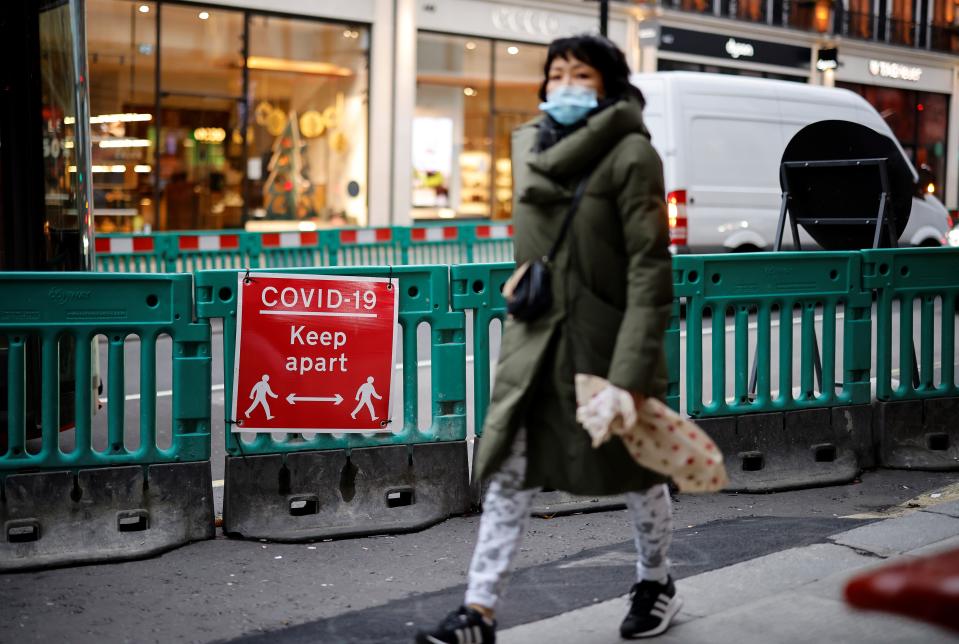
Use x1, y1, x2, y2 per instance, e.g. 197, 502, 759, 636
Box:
737, 0, 765, 23
85, 1, 369, 232
846, 0, 874, 39
157, 5, 244, 231
889, 0, 916, 46
838, 82, 949, 202
247, 16, 369, 228
413, 33, 545, 221
86, 0, 157, 233
931, 0, 959, 53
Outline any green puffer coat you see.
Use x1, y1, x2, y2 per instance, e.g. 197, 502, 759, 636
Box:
473, 97, 673, 495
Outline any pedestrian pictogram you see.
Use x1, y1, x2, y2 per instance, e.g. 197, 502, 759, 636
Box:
231, 273, 398, 432
245, 374, 278, 420
351, 377, 383, 421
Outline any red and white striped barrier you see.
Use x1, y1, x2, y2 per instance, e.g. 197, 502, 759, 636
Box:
177, 234, 240, 251
340, 229, 393, 244
261, 232, 319, 248
410, 227, 459, 242
95, 236, 155, 254
475, 225, 513, 239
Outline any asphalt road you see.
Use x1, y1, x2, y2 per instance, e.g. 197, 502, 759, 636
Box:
1, 469, 956, 643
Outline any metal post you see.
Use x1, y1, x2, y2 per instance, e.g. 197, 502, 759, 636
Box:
600, 0, 609, 37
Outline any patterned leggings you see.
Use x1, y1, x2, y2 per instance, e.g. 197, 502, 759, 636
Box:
464, 429, 674, 609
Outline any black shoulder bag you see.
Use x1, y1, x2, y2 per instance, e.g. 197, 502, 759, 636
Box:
504, 177, 589, 321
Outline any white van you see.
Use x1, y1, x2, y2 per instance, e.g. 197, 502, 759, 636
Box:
630, 72, 950, 252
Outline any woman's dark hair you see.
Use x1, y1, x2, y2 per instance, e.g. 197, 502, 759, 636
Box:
538, 34, 644, 106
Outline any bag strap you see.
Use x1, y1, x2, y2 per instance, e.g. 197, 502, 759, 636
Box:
545, 176, 590, 263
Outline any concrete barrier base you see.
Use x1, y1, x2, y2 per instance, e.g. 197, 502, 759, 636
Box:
1, 461, 214, 572
877, 396, 959, 470
697, 407, 865, 492
222, 442, 471, 541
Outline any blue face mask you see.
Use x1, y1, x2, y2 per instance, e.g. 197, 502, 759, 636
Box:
538, 84, 599, 126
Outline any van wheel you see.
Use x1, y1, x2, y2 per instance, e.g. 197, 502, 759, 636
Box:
918, 239, 942, 247
731, 244, 761, 253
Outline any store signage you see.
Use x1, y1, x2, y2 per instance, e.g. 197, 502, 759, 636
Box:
659, 27, 811, 69
817, 48, 839, 71
490, 7, 560, 38
869, 60, 922, 82
231, 273, 398, 433
724, 38, 755, 59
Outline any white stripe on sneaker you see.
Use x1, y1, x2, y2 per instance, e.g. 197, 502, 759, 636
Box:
472, 625, 481, 643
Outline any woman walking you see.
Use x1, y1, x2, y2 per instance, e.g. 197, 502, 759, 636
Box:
417, 34, 678, 643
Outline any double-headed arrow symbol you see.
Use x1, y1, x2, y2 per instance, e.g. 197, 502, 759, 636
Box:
286, 392, 344, 405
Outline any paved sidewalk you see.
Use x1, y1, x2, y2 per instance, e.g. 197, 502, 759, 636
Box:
499, 500, 959, 644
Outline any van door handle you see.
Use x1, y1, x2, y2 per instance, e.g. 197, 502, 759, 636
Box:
689, 196, 695, 204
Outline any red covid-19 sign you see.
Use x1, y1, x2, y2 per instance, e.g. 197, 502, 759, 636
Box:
231, 273, 398, 432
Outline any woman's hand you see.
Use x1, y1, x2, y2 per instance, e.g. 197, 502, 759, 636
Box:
576, 384, 637, 446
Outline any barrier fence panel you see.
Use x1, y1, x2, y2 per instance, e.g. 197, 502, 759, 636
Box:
166, 232, 258, 273
673, 252, 873, 491
94, 224, 520, 273
471, 224, 515, 264
94, 235, 170, 273
256, 231, 330, 268
194, 265, 469, 540
326, 228, 406, 266
862, 247, 959, 470
406, 226, 471, 265
0, 273, 213, 571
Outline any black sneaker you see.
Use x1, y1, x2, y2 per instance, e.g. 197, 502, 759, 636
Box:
415, 606, 496, 644
620, 577, 682, 639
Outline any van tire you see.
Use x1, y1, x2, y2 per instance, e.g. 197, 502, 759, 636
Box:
731, 244, 762, 253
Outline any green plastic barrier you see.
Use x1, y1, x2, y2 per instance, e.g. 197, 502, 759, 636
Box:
405, 226, 473, 265
194, 265, 466, 453
323, 228, 407, 267
94, 223, 520, 273
674, 253, 873, 418
0, 273, 211, 470
450, 263, 514, 435
256, 231, 331, 268
862, 247, 959, 401
469, 224, 515, 264
165, 231, 260, 273
0, 272, 213, 569
94, 234, 170, 273
451, 262, 683, 436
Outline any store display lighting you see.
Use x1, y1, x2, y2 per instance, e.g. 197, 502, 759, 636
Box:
194, 127, 226, 143
68, 165, 127, 173
465, 41, 477, 50
99, 139, 151, 148
65, 113, 152, 125
342, 29, 359, 39
134, 165, 152, 173
507, 46, 519, 55
463, 87, 477, 97
927, 182, 936, 194
198, 11, 210, 20
138, 4, 150, 13
247, 56, 352, 77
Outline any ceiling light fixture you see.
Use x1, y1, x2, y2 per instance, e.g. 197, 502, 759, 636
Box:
198, 10, 210, 20
507, 46, 519, 55
138, 4, 150, 13
98, 139, 151, 148
246, 56, 353, 77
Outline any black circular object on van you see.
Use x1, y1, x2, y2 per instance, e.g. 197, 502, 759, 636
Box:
780, 120, 915, 250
